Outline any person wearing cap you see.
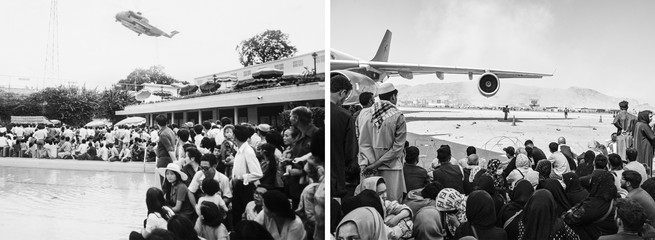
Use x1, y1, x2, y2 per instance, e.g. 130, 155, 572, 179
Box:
255, 190, 306, 240
613, 100, 637, 160
356, 82, 407, 202
255, 124, 271, 148
330, 74, 356, 199
159, 162, 195, 221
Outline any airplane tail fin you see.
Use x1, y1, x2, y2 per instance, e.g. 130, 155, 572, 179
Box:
169, 31, 179, 38
371, 30, 392, 62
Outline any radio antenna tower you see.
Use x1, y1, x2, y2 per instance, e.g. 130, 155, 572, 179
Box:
43, 0, 60, 88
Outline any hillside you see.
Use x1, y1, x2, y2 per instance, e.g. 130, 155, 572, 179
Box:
396, 82, 653, 110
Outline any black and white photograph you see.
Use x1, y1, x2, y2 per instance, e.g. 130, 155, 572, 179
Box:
0, 0, 325, 239
330, 0, 655, 240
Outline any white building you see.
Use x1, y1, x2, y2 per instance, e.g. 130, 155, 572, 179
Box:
116, 50, 325, 127
194, 51, 326, 86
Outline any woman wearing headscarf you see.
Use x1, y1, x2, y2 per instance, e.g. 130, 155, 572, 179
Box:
476, 174, 506, 215
412, 206, 446, 240
354, 177, 413, 240
486, 159, 509, 196
534, 160, 551, 188
563, 171, 618, 240
633, 110, 655, 168
575, 150, 596, 177
517, 189, 579, 240
506, 154, 539, 189
454, 190, 507, 240
435, 188, 467, 240
562, 172, 589, 207
336, 207, 388, 240
497, 180, 534, 240
539, 178, 572, 216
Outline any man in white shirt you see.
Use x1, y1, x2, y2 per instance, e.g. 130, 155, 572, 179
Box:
188, 154, 232, 206
33, 125, 48, 141
12, 126, 24, 140
231, 124, 263, 227
547, 142, 571, 180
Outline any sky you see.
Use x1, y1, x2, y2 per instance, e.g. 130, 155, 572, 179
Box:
0, 0, 324, 90
331, 0, 655, 106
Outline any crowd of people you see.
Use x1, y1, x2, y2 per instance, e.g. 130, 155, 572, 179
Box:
125, 110, 325, 240
0, 123, 156, 161
331, 72, 655, 240
0, 107, 325, 240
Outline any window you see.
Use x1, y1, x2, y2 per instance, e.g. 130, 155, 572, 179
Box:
274, 64, 284, 70
293, 60, 304, 67
243, 70, 251, 77
316, 55, 325, 63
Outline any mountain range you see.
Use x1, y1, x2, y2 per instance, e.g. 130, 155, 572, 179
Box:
396, 82, 653, 110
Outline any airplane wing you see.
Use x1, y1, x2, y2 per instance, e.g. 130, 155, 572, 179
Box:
366, 61, 552, 79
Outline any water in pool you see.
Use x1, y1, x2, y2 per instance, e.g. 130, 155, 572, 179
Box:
0, 166, 159, 240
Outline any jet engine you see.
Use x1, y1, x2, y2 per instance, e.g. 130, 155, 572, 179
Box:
331, 70, 379, 105
477, 73, 500, 97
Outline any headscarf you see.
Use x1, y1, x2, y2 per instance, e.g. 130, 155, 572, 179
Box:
515, 154, 531, 169
466, 190, 497, 229
412, 206, 442, 240
354, 176, 384, 196
540, 179, 572, 216
435, 188, 467, 234
638, 110, 652, 124
336, 207, 388, 240
498, 179, 534, 226
589, 171, 618, 201
511, 179, 535, 205
535, 160, 552, 180
486, 158, 507, 193
522, 189, 564, 240
562, 172, 589, 206
342, 189, 385, 219
371, 100, 401, 129
575, 150, 596, 177
476, 174, 505, 215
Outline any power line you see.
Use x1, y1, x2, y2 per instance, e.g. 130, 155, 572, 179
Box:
43, 0, 60, 88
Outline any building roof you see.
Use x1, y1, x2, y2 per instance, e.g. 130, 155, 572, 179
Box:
116, 82, 324, 115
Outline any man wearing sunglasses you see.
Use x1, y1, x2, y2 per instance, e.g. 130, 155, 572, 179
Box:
188, 154, 232, 209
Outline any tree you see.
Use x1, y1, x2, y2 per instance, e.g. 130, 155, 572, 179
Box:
36, 86, 100, 126
118, 65, 187, 90
96, 89, 138, 123
236, 30, 297, 67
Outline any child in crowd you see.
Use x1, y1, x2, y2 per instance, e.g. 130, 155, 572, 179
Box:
195, 201, 228, 240
196, 178, 228, 215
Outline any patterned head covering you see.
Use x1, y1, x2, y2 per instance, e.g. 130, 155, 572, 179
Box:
485, 159, 507, 192
435, 188, 467, 236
